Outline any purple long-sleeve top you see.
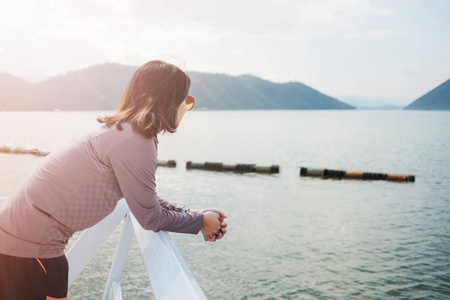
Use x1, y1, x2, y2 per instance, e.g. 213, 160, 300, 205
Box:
0, 123, 203, 258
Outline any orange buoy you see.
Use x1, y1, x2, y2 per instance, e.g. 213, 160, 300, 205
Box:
300, 167, 415, 182
0, 145, 49, 156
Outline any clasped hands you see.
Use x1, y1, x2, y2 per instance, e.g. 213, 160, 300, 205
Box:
190, 208, 227, 242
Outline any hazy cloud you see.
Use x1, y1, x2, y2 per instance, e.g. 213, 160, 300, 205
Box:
0, 0, 449, 101
395, 64, 424, 77
343, 29, 405, 39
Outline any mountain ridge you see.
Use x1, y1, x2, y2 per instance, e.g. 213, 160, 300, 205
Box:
404, 78, 450, 110
0, 63, 354, 111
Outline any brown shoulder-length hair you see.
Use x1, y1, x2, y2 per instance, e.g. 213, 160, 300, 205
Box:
98, 60, 191, 138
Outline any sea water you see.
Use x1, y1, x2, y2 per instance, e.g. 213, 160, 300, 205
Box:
0, 110, 449, 299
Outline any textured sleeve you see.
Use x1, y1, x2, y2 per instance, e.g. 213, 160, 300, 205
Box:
107, 135, 203, 234
157, 196, 184, 212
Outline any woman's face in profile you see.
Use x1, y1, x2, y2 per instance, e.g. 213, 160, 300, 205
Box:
174, 98, 187, 128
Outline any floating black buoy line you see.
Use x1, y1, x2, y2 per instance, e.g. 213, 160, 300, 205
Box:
0, 145, 50, 156
300, 167, 415, 182
157, 160, 177, 168
186, 161, 280, 174
0, 144, 416, 180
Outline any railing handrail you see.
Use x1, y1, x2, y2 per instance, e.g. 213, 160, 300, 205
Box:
0, 197, 207, 300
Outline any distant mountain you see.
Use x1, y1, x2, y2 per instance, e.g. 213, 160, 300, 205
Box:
23, 64, 136, 111
188, 72, 353, 110
371, 105, 403, 110
338, 95, 409, 110
0, 72, 32, 110
404, 78, 450, 110
0, 63, 354, 111
355, 105, 403, 110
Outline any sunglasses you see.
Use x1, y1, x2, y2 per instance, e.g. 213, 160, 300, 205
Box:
186, 96, 195, 111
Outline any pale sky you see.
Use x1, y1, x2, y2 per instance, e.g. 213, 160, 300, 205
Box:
1, 0, 449, 105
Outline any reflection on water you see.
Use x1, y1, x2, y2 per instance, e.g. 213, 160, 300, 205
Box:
0, 110, 449, 299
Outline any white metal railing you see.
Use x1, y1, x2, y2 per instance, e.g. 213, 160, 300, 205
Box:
0, 197, 207, 300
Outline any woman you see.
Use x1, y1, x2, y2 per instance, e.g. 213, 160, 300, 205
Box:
0, 60, 227, 299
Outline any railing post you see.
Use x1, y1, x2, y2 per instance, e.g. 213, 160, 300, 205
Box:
131, 215, 207, 300
111, 281, 123, 300
103, 214, 134, 300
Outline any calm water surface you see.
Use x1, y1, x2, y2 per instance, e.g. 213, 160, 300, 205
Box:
0, 110, 449, 299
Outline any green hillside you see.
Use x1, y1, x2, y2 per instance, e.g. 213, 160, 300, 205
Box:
404, 78, 450, 110
0, 64, 354, 111
0, 72, 32, 110
27, 64, 137, 111
188, 72, 353, 110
